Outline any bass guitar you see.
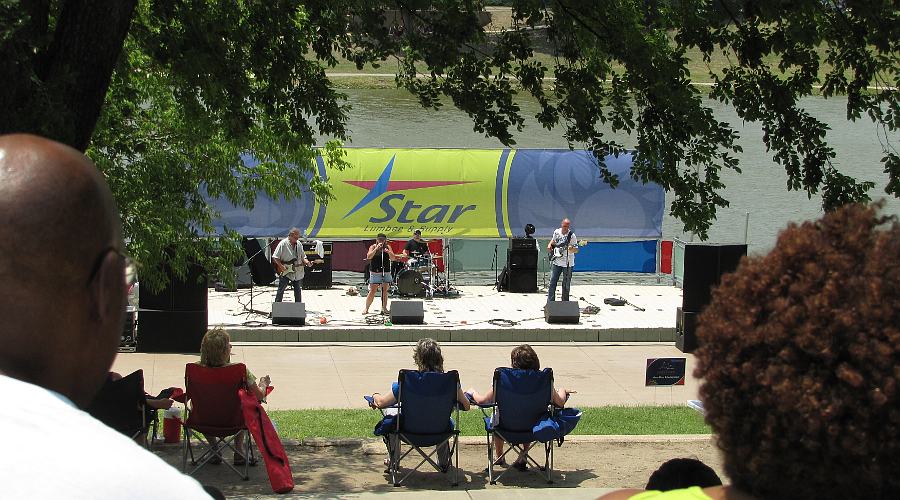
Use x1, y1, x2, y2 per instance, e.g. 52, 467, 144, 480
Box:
548, 239, 588, 259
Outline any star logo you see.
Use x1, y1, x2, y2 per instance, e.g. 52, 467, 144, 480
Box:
342, 154, 476, 219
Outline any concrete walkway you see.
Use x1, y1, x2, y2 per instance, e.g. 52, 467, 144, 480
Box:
113, 342, 697, 410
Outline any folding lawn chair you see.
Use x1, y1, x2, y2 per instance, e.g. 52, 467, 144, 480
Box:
86, 369, 156, 447
368, 369, 464, 486
181, 363, 255, 480
475, 367, 559, 484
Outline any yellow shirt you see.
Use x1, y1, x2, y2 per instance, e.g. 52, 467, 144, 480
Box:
630, 487, 713, 500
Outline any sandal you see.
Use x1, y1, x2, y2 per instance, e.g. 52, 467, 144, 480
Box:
492, 457, 507, 467
208, 454, 222, 465
512, 459, 528, 471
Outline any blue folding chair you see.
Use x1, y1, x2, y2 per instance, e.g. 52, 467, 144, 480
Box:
368, 369, 463, 486
476, 367, 557, 484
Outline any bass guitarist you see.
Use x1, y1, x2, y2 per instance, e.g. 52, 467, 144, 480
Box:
272, 227, 312, 303
547, 218, 578, 303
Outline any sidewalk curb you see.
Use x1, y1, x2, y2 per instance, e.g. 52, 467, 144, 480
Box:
289, 434, 714, 448
151, 434, 713, 450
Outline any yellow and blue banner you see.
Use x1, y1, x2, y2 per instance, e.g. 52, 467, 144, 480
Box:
206, 148, 664, 238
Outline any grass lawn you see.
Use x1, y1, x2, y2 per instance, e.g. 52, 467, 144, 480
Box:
269, 406, 710, 440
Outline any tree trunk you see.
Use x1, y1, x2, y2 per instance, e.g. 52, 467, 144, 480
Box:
1, 0, 137, 152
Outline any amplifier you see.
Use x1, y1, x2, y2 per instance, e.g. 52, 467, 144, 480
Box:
510, 237, 536, 250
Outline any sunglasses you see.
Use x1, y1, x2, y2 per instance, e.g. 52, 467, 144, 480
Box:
87, 246, 137, 288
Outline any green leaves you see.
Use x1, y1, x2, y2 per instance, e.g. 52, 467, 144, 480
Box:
5, 0, 898, 285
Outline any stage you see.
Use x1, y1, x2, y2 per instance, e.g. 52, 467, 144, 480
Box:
206, 283, 683, 344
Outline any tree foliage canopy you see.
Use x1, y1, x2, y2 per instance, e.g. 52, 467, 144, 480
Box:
1, 0, 897, 286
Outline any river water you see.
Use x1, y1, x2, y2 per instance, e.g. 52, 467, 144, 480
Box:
329, 88, 898, 256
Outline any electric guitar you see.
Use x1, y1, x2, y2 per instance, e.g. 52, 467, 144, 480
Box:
276, 258, 325, 277
548, 238, 588, 259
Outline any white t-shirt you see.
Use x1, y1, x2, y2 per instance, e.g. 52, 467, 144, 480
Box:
0, 375, 211, 499
272, 237, 304, 281
549, 228, 577, 267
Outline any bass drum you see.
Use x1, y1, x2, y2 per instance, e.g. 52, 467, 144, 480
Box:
396, 269, 424, 297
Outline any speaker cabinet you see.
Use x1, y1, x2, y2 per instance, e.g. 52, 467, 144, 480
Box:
391, 301, 424, 324
272, 302, 306, 326
545, 301, 580, 324
508, 268, 538, 293
302, 242, 333, 289
137, 309, 208, 353
507, 248, 537, 270
241, 237, 276, 285
675, 307, 698, 353
138, 263, 207, 311
680, 243, 747, 312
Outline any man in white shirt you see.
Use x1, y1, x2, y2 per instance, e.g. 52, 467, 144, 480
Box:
0, 135, 211, 498
272, 227, 311, 303
546, 218, 578, 302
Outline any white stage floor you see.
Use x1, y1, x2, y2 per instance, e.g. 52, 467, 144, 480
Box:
204, 283, 683, 343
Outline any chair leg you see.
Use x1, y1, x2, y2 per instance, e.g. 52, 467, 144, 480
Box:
244, 430, 251, 481
388, 434, 400, 486
452, 434, 459, 486
487, 432, 495, 484
181, 426, 190, 472
545, 441, 553, 484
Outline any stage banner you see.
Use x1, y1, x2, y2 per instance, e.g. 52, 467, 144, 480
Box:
205, 149, 664, 238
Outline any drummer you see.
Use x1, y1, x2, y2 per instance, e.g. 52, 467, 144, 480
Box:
403, 229, 429, 263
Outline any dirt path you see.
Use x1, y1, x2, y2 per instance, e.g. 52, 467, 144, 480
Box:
153, 436, 723, 497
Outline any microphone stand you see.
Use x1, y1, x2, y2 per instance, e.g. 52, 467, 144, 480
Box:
563, 231, 572, 301
493, 243, 499, 290
243, 240, 271, 318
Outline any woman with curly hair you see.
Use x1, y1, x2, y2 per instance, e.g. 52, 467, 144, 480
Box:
602, 203, 900, 499
195, 327, 271, 466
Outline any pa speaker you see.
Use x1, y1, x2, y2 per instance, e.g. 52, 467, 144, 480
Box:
138, 263, 207, 311
242, 237, 276, 285
137, 309, 207, 353
675, 307, 698, 353
681, 243, 747, 312
545, 301, 580, 324
507, 248, 537, 270
391, 301, 424, 324
507, 268, 537, 293
272, 302, 306, 326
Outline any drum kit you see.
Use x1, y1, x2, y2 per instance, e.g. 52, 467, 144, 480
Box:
392, 252, 452, 298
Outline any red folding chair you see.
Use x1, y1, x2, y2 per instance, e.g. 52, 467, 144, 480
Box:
180, 363, 255, 480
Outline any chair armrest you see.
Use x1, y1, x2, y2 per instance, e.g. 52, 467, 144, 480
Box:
475, 401, 497, 418
364, 395, 399, 417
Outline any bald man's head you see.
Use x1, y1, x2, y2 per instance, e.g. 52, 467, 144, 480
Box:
0, 134, 125, 407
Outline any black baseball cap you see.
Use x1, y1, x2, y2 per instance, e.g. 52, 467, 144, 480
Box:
414, 229, 422, 235
377, 233, 387, 240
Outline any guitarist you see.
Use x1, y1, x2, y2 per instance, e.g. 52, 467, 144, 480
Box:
546, 218, 578, 303
272, 228, 311, 303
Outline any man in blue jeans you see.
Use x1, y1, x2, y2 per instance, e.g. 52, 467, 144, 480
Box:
547, 218, 578, 303
272, 228, 311, 303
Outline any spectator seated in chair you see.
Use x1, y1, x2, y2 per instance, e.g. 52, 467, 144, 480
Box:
369, 338, 470, 472
467, 344, 574, 471
195, 327, 270, 466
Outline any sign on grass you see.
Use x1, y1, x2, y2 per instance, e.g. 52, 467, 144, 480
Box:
645, 358, 686, 386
